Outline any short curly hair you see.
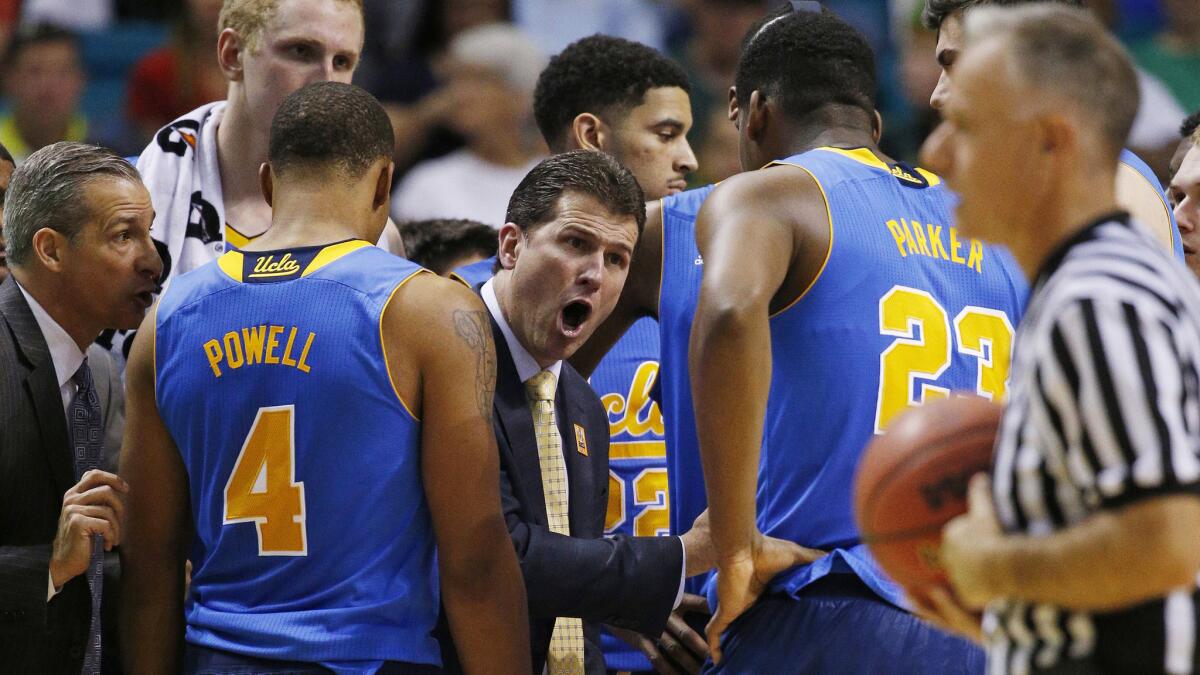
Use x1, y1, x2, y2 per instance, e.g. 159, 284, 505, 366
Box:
534, 35, 690, 152
400, 219, 498, 276
734, 7, 876, 122
920, 0, 1083, 31
1182, 109, 1200, 143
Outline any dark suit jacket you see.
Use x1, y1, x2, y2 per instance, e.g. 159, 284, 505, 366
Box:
0, 275, 122, 673
439, 301, 683, 674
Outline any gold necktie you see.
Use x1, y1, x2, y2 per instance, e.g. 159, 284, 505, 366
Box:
526, 370, 585, 674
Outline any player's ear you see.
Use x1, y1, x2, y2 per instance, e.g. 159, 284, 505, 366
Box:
496, 223, 523, 270
872, 110, 884, 144
745, 89, 768, 143
372, 161, 395, 212
727, 86, 739, 123
258, 163, 274, 207
217, 28, 244, 82
570, 113, 605, 152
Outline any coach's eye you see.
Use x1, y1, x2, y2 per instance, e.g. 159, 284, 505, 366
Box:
567, 236, 585, 250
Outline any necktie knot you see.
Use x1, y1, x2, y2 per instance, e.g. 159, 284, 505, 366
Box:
525, 370, 557, 402
72, 358, 92, 389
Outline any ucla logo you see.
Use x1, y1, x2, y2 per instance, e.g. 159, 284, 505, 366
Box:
249, 253, 302, 278
601, 361, 665, 438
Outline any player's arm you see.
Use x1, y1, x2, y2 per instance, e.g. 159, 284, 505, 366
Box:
569, 200, 663, 377
385, 275, 531, 673
1117, 161, 1176, 251
689, 170, 828, 660
119, 310, 192, 674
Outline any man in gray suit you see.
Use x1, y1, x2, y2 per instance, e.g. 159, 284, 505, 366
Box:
0, 142, 162, 672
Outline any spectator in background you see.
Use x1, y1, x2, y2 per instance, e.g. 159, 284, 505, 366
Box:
391, 23, 546, 227
1130, 0, 1200, 114
400, 218, 497, 275
669, 0, 768, 187
0, 142, 15, 280
1170, 109, 1200, 178
125, 0, 225, 147
20, 0, 112, 32
0, 24, 87, 163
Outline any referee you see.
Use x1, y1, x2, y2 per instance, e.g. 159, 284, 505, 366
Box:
919, 6, 1200, 674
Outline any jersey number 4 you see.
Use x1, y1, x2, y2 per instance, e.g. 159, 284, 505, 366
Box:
223, 405, 308, 555
875, 285, 1014, 433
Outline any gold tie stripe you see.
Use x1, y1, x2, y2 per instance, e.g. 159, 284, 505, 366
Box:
525, 370, 585, 675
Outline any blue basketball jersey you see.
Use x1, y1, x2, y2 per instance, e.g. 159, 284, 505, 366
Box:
450, 255, 498, 288
155, 241, 441, 670
1119, 148, 1184, 260
658, 184, 716, 601
591, 317, 668, 672
754, 148, 1028, 607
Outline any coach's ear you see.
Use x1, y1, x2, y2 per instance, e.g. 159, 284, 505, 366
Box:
259, 163, 274, 207
217, 28, 244, 82
570, 113, 606, 153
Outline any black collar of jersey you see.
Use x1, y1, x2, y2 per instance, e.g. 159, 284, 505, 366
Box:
1030, 210, 1130, 293
237, 238, 366, 283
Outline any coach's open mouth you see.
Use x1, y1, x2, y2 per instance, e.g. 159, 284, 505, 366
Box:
560, 300, 592, 337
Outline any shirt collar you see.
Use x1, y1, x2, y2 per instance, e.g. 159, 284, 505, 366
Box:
15, 280, 85, 390
482, 278, 562, 384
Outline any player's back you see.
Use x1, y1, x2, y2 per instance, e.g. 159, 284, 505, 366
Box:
154, 240, 440, 667
760, 148, 1028, 607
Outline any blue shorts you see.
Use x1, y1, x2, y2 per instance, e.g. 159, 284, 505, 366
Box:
702, 574, 985, 675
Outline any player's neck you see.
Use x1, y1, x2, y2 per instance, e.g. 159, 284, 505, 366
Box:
776, 124, 880, 164
246, 196, 374, 252
216, 96, 270, 206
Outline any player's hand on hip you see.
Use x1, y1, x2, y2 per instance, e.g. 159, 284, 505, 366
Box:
940, 473, 1002, 610
50, 469, 129, 589
706, 532, 826, 663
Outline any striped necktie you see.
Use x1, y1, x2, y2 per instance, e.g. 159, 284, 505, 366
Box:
525, 370, 585, 674
69, 360, 104, 674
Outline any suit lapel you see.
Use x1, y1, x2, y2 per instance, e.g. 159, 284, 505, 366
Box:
488, 314, 548, 524
557, 371, 597, 538
0, 277, 74, 494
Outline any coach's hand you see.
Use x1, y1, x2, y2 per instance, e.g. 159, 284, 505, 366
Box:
50, 470, 128, 590
706, 532, 825, 663
610, 594, 710, 674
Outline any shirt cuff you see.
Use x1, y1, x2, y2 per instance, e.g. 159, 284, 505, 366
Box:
47, 570, 61, 602
673, 538, 686, 610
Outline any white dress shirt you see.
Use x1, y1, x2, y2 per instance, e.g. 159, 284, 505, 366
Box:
481, 279, 686, 609
16, 281, 86, 603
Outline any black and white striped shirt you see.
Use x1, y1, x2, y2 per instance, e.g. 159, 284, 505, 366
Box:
988, 213, 1200, 675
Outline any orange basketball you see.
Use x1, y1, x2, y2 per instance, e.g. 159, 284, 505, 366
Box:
853, 395, 1001, 603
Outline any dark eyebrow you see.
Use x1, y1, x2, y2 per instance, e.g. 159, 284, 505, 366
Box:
651, 119, 686, 132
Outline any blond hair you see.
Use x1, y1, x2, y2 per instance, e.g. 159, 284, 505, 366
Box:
219, 0, 363, 51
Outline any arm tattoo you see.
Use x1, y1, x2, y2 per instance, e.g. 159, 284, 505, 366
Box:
453, 309, 496, 423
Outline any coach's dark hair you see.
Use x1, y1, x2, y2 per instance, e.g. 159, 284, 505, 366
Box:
921, 0, 1083, 31
401, 218, 498, 276
268, 82, 394, 180
3, 142, 141, 267
735, 8, 877, 123
506, 150, 646, 237
533, 35, 690, 152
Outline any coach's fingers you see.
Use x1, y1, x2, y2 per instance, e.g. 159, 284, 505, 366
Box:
65, 470, 129, 499
679, 592, 710, 615
658, 625, 703, 673
640, 634, 684, 675
667, 611, 709, 659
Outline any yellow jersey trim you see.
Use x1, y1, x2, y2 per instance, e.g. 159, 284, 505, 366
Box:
224, 224, 261, 250
448, 272, 471, 288
814, 146, 943, 187
302, 240, 372, 277
379, 270, 431, 423
762, 163, 834, 319
217, 250, 244, 282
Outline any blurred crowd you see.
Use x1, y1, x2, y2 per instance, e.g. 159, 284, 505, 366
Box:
0, 0, 1192, 204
